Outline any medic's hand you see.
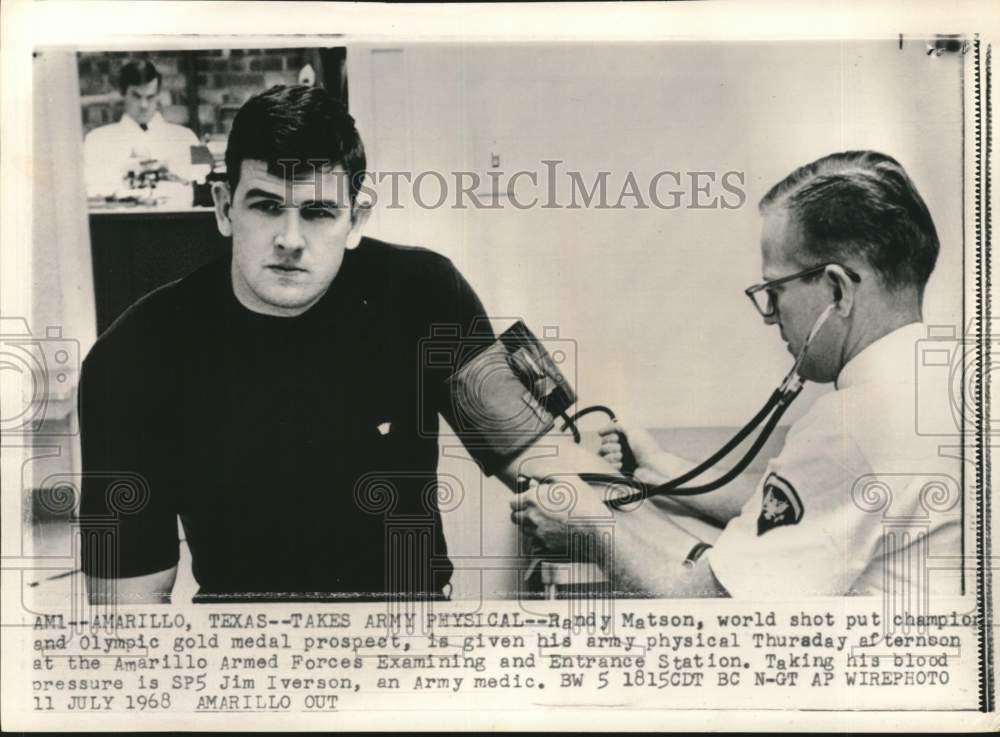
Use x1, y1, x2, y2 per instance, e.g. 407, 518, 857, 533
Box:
509, 478, 613, 556
597, 420, 665, 484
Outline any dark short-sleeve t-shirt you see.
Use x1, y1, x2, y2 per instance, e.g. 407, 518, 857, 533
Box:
79, 237, 492, 600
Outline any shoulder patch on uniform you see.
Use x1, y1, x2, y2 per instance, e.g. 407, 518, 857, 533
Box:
757, 473, 803, 536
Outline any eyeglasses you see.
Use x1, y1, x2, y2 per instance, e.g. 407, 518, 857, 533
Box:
745, 263, 861, 318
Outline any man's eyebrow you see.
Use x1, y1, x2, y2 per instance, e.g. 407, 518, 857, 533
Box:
242, 188, 284, 201
242, 189, 344, 208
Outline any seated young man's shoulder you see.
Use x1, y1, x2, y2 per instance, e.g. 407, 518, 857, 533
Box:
88, 257, 227, 357
356, 237, 458, 278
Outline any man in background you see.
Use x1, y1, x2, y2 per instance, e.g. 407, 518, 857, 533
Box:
83, 59, 200, 197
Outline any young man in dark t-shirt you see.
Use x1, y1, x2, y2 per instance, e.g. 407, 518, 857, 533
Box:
78, 85, 492, 603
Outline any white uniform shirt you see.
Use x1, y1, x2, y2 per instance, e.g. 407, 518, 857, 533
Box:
709, 322, 963, 597
83, 112, 200, 197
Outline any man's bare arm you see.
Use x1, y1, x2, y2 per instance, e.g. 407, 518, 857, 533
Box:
86, 566, 177, 606
495, 431, 621, 489
598, 494, 728, 596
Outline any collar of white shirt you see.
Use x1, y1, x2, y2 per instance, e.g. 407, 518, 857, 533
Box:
836, 321, 924, 390
119, 111, 166, 133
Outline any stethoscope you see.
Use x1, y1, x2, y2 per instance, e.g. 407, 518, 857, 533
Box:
550, 302, 839, 510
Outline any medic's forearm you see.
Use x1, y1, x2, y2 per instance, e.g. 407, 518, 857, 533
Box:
498, 432, 752, 528
640, 451, 757, 525
637, 450, 694, 484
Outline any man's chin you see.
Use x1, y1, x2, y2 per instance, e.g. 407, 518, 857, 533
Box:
794, 357, 837, 384
256, 285, 325, 313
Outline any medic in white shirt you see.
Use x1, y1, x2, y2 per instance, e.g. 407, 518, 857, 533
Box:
83, 60, 201, 198
511, 151, 962, 598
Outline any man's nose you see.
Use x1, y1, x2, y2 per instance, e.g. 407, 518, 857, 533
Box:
763, 311, 780, 326
274, 209, 306, 251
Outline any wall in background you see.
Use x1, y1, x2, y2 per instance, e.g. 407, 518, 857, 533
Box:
349, 40, 965, 431
26, 51, 94, 539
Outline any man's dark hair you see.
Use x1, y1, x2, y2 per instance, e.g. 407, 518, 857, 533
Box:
118, 60, 162, 97
759, 151, 940, 292
225, 85, 367, 207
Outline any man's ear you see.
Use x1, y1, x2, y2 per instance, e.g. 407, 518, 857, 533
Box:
211, 181, 233, 238
345, 200, 372, 250
827, 265, 856, 317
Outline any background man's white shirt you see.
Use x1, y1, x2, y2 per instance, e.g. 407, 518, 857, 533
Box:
83, 111, 200, 197
708, 322, 963, 597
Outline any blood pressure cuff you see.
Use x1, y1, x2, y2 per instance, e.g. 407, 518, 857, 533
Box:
447, 321, 576, 476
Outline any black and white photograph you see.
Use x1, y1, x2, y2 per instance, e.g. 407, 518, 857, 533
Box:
1, 1, 996, 731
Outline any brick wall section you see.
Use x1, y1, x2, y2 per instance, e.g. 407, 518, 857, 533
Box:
78, 49, 310, 139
